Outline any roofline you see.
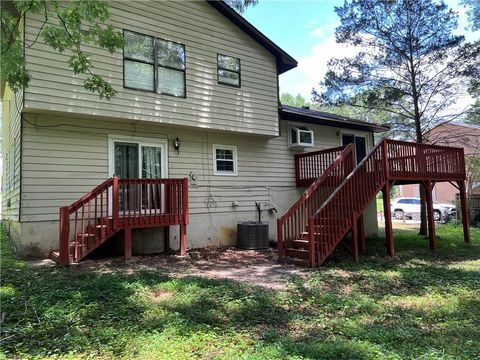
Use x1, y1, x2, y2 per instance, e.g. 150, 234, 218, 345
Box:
206, 1, 297, 74
280, 107, 390, 133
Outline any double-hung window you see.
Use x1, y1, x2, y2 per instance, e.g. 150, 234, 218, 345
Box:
217, 54, 241, 87
213, 145, 237, 176
123, 30, 186, 97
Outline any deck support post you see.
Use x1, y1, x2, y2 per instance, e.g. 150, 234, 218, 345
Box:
458, 180, 471, 243
352, 215, 359, 262
164, 226, 170, 253
277, 220, 284, 259
382, 182, 394, 257
358, 214, 366, 254
124, 228, 132, 261
423, 181, 437, 250
179, 224, 187, 256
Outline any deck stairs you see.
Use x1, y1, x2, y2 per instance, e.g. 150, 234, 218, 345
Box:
278, 138, 467, 267
50, 178, 189, 265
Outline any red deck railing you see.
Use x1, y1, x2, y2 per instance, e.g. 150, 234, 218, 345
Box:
278, 144, 355, 259
295, 146, 346, 187
386, 140, 465, 181
58, 177, 188, 264
287, 138, 466, 267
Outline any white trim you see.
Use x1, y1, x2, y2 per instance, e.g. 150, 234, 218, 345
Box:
213, 144, 237, 176
108, 134, 168, 178
289, 125, 314, 148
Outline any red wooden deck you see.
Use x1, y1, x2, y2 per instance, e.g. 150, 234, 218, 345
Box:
279, 139, 470, 267
50, 178, 188, 265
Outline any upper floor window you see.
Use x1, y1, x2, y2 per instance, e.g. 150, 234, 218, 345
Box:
123, 30, 186, 97
217, 54, 240, 87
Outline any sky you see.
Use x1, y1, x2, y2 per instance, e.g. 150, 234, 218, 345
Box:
243, 0, 480, 102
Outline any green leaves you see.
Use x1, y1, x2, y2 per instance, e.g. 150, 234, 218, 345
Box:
1, 0, 124, 100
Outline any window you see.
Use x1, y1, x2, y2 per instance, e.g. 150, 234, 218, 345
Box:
290, 126, 314, 147
217, 54, 240, 87
213, 145, 237, 176
157, 39, 185, 97
123, 30, 186, 97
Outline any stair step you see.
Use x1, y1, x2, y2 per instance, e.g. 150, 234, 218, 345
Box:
69, 241, 86, 247
291, 239, 309, 249
76, 233, 96, 238
285, 248, 309, 260
49, 250, 73, 264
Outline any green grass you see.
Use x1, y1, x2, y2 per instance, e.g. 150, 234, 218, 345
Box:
1, 225, 479, 359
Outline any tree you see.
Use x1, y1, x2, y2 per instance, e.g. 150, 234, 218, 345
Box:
462, 0, 480, 31
224, 0, 258, 13
1, 0, 124, 99
313, 0, 479, 235
280, 92, 311, 108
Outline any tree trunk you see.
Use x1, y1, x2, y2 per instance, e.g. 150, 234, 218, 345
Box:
419, 184, 428, 235
414, 116, 428, 235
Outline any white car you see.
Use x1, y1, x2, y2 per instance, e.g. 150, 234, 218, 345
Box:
390, 197, 456, 221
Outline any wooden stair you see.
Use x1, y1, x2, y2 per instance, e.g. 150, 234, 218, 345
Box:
50, 177, 190, 265
279, 138, 468, 267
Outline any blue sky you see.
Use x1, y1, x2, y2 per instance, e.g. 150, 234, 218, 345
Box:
243, 0, 480, 102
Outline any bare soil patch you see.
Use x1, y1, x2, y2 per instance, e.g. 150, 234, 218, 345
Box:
75, 247, 309, 290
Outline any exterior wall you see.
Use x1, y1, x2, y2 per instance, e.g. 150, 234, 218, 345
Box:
17, 113, 377, 257
1, 85, 22, 221
23, 0, 280, 136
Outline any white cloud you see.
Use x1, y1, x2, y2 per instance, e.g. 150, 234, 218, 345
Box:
280, 35, 359, 100
309, 27, 324, 38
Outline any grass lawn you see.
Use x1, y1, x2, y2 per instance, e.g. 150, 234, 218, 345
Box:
1, 225, 479, 359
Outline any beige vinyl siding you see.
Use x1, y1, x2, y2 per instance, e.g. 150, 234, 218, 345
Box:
2, 86, 23, 221
20, 115, 372, 222
23, 0, 280, 136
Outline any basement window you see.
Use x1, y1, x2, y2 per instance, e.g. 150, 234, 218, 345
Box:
213, 145, 237, 176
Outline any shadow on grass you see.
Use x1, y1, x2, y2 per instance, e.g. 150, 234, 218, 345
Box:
1, 224, 479, 359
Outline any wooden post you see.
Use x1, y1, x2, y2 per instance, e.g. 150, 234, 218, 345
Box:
458, 180, 471, 243
112, 177, 119, 230
424, 181, 436, 250
359, 214, 366, 254
308, 218, 316, 267
59, 206, 71, 265
382, 182, 394, 257
179, 224, 187, 256
277, 219, 284, 259
352, 215, 359, 262
124, 228, 132, 261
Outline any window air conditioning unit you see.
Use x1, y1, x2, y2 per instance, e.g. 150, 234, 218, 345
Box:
290, 126, 314, 148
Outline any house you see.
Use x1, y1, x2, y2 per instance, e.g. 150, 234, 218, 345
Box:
1, 0, 470, 267
400, 123, 480, 203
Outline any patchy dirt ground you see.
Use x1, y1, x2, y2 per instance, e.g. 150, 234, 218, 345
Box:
66, 247, 309, 290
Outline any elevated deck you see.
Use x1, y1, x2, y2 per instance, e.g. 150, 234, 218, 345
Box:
281, 139, 470, 267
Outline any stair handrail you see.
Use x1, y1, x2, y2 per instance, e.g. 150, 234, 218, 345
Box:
310, 139, 387, 220
277, 144, 355, 258
59, 177, 118, 265
307, 139, 388, 266
67, 177, 116, 212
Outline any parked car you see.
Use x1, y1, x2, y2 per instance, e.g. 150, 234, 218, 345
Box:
390, 197, 456, 221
